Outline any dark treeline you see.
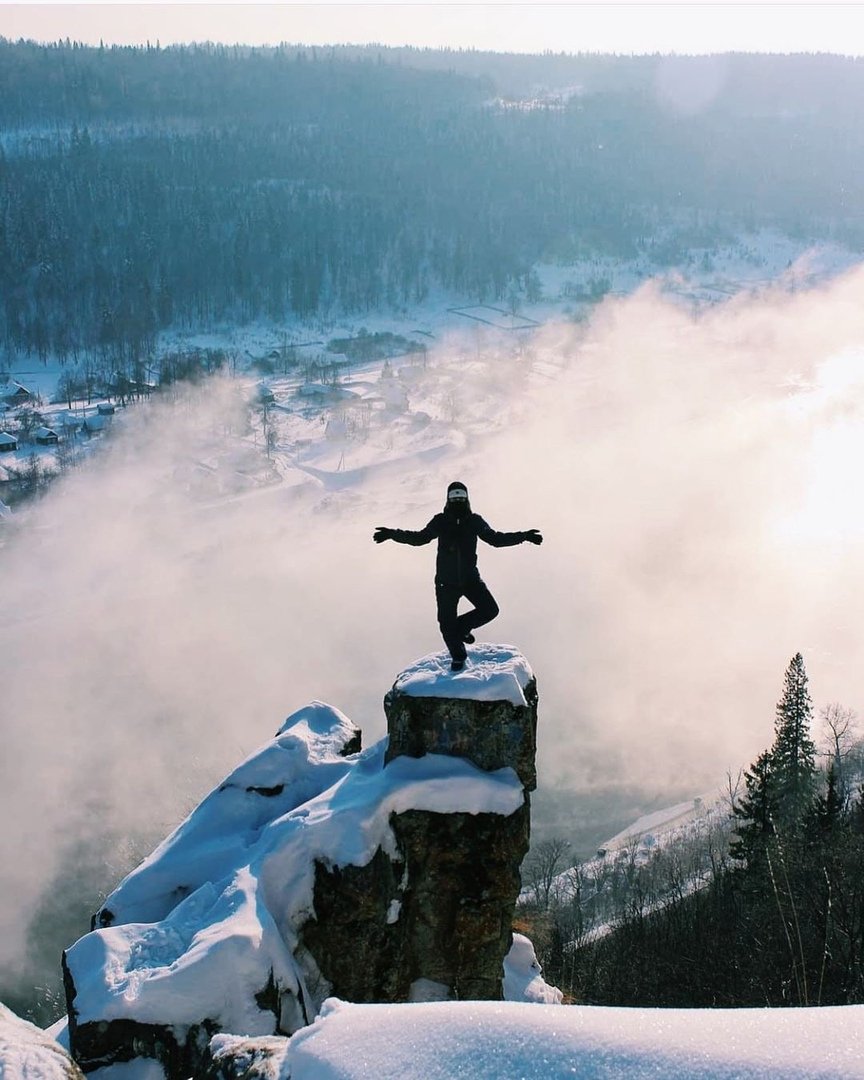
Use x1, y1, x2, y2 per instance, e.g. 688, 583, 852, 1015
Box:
2, 41, 864, 364
335, 46, 864, 123
4, 41, 864, 125
529, 655, 864, 1007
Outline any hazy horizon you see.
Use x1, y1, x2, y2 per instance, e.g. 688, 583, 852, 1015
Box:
2, 3, 863, 58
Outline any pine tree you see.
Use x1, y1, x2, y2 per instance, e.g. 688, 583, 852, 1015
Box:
732, 653, 818, 862
731, 750, 777, 864
772, 652, 817, 831
809, 762, 845, 838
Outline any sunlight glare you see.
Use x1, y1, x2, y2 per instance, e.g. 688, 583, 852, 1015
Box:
775, 349, 864, 546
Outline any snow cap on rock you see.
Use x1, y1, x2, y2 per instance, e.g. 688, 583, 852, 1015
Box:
393, 644, 534, 707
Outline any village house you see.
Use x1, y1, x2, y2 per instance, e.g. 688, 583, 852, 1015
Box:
96, 401, 116, 416
0, 432, 18, 453
1, 381, 32, 407
34, 426, 59, 445
0, 462, 22, 498
83, 414, 109, 435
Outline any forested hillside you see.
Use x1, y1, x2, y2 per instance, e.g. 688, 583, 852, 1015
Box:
2, 41, 864, 365
522, 655, 864, 1008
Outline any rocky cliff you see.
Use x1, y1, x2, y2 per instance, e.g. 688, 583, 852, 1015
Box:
62, 646, 542, 1079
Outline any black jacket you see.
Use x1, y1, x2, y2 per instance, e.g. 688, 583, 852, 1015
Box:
388, 510, 528, 587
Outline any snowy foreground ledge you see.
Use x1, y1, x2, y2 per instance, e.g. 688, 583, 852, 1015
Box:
223, 998, 864, 1080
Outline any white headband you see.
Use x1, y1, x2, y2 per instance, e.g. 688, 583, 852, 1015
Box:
447, 487, 468, 501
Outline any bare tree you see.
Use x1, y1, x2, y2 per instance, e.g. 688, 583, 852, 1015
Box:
722, 768, 743, 815
260, 404, 277, 458
523, 837, 572, 911
55, 435, 80, 474
820, 703, 859, 801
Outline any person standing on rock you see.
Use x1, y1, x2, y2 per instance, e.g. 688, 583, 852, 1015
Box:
373, 481, 543, 671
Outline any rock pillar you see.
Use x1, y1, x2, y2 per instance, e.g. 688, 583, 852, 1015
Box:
306, 644, 537, 1002
383, 645, 538, 791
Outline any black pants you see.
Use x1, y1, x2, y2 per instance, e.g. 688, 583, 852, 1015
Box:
435, 574, 500, 662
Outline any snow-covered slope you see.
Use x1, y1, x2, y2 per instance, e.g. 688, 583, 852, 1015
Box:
598, 795, 717, 853
520, 788, 734, 947
92, 701, 362, 927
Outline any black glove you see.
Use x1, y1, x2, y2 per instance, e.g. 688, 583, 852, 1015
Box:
373, 527, 393, 544
523, 529, 543, 545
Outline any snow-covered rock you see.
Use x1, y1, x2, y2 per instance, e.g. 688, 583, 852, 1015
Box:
0, 1003, 85, 1080
503, 933, 564, 1005
199, 1034, 288, 1080
63, 652, 544, 1079
392, 643, 534, 706
92, 702, 362, 928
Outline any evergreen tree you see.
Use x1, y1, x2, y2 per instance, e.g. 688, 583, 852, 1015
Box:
809, 762, 845, 839
772, 652, 817, 830
563, 651, 864, 1008
732, 653, 817, 861
730, 749, 777, 864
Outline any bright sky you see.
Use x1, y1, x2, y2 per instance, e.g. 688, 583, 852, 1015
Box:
1, 2, 864, 56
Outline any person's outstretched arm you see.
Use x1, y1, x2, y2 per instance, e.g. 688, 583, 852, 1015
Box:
475, 516, 543, 548
373, 516, 441, 545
